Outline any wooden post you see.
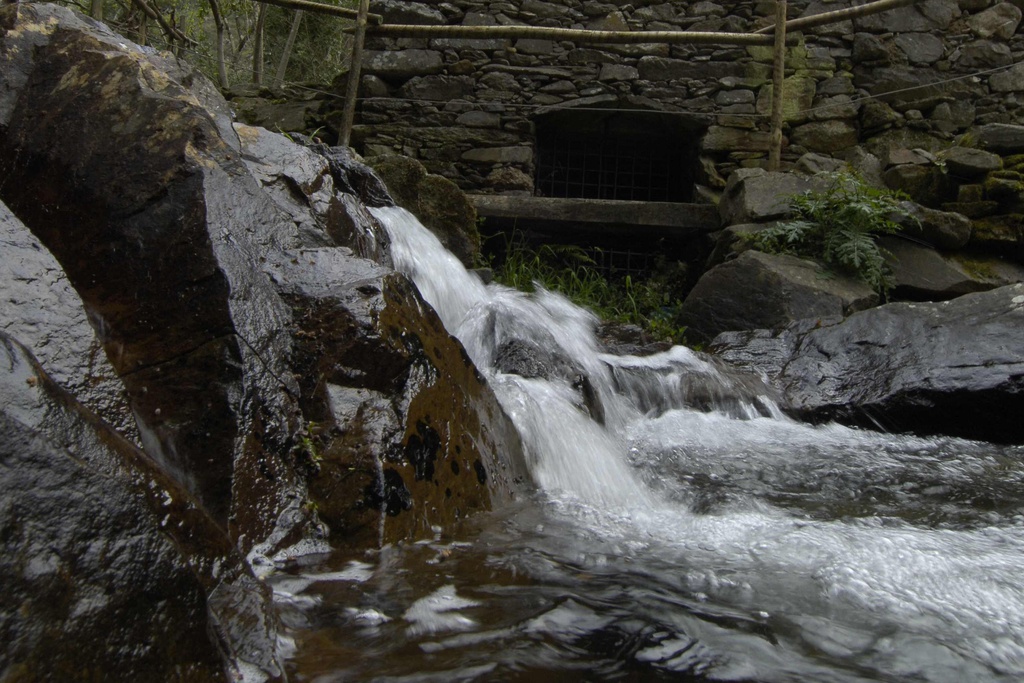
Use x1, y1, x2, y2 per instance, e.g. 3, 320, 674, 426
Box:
339, 0, 370, 147
768, 0, 787, 171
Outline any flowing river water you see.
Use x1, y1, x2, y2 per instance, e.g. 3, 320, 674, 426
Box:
271, 207, 1024, 682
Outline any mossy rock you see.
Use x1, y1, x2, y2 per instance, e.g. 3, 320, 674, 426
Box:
882, 163, 956, 208
949, 253, 1024, 287
416, 175, 480, 265
1004, 154, 1024, 172
991, 169, 1024, 181
957, 184, 985, 202
941, 200, 1000, 218
367, 155, 480, 267
969, 215, 1024, 261
983, 176, 1024, 212
369, 155, 427, 207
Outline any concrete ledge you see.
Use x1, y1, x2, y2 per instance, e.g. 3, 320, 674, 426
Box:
468, 195, 720, 232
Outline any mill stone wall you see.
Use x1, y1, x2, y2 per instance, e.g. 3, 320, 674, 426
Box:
344, 0, 1024, 197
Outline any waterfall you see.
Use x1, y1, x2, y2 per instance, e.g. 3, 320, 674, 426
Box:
365, 206, 1024, 680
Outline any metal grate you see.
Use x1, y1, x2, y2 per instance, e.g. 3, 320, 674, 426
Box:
535, 132, 686, 202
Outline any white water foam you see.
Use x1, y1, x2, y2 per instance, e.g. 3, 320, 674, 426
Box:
371, 205, 1024, 679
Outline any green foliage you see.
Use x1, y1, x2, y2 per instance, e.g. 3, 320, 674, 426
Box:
293, 420, 323, 476
58, 0, 355, 87
490, 236, 689, 344
747, 171, 912, 295
262, 2, 354, 85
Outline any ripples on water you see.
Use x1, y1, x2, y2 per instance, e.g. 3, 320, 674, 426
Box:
270, 208, 1024, 682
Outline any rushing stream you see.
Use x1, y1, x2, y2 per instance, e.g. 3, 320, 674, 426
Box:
272, 207, 1024, 682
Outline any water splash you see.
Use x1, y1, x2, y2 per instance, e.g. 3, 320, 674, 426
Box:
369, 205, 1024, 680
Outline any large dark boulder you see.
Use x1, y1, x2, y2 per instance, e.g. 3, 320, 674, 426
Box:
0, 333, 284, 681
0, 3, 307, 539
677, 250, 878, 345
270, 248, 530, 546
892, 200, 972, 250
881, 236, 1015, 301
712, 284, 1024, 443
0, 3, 525, 559
0, 200, 136, 440
973, 123, 1024, 155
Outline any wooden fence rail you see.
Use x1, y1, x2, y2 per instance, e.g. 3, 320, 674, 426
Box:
755, 0, 916, 33
253, 0, 920, 176
349, 24, 785, 46
254, 0, 381, 23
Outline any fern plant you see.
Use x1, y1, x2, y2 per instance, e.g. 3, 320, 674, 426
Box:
747, 171, 912, 295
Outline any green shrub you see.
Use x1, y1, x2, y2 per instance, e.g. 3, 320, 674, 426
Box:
747, 171, 913, 295
489, 236, 688, 343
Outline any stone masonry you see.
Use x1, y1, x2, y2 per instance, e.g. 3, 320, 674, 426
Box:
340, 0, 1024, 198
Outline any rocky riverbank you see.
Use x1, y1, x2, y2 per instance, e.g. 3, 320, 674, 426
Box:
0, 4, 527, 678
2, 3, 1023, 680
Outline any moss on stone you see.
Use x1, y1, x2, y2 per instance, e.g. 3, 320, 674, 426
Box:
951, 254, 998, 280
1003, 154, 1024, 172
367, 155, 480, 267
990, 169, 1023, 181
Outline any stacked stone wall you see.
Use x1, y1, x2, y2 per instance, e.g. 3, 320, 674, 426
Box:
344, 0, 1024, 196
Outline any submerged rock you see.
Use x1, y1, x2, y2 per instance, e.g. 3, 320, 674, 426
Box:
712, 284, 1024, 443
494, 337, 604, 423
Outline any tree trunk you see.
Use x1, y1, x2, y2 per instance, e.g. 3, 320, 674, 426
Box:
90, 0, 104, 21
274, 10, 303, 88
252, 3, 267, 85
208, 0, 229, 89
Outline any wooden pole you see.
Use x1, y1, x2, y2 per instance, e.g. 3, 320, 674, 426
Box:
755, 0, 915, 34
339, 0, 370, 147
253, 0, 381, 23
768, 0, 787, 171
354, 24, 781, 46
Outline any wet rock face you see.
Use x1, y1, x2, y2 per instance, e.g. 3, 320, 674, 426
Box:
0, 4, 306, 537
0, 6, 530, 678
0, 200, 136, 441
0, 333, 284, 682
272, 250, 529, 546
366, 155, 482, 268
712, 284, 1024, 443
677, 251, 878, 345
0, 3, 525, 556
